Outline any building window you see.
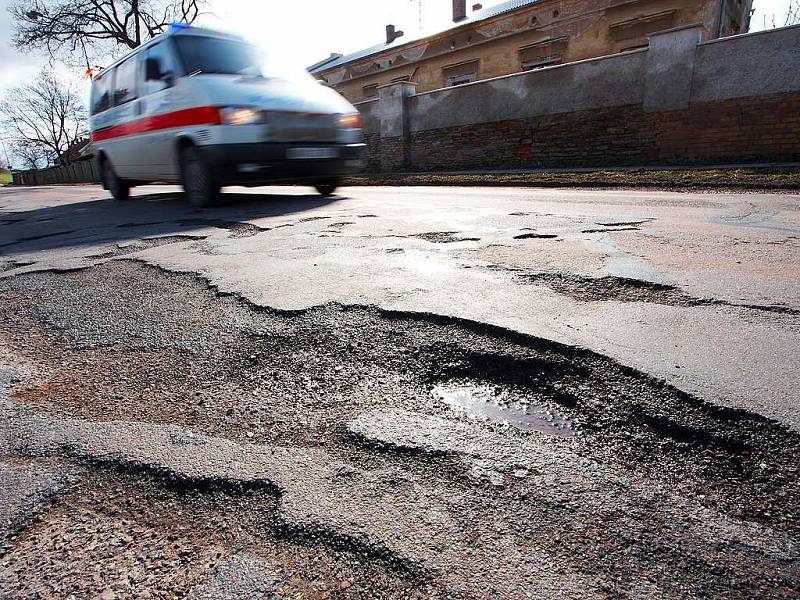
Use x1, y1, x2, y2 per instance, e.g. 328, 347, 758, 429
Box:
608, 10, 676, 43
519, 38, 568, 71
521, 56, 562, 71
443, 59, 479, 87
391, 75, 411, 83
362, 83, 379, 100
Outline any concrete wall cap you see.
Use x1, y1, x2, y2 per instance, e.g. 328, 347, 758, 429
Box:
698, 21, 800, 46
353, 98, 380, 107
377, 81, 419, 90
646, 23, 704, 37
410, 47, 649, 99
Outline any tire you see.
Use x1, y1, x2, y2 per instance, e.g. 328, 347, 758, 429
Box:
102, 157, 130, 202
314, 180, 340, 197
181, 145, 220, 207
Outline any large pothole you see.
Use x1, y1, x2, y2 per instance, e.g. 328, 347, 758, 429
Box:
0, 260, 798, 597
1, 260, 796, 526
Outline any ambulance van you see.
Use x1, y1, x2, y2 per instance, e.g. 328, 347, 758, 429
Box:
90, 26, 365, 206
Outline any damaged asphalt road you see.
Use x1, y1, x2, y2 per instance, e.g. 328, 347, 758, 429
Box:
0, 184, 799, 598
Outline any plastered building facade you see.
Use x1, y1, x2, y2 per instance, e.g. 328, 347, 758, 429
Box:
309, 0, 753, 103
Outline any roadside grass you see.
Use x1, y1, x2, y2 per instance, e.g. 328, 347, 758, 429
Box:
343, 167, 800, 192
0, 169, 11, 186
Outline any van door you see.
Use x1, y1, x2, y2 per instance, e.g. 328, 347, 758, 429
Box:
105, 56, 141, 178
138, 42, 181, 181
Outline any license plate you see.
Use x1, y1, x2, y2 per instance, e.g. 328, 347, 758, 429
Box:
287, 147, 339, 160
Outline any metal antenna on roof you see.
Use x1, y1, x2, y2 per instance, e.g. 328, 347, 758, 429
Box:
410, 0, 423, 31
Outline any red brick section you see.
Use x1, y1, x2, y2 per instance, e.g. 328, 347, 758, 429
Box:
383, 92, 800, 171
363, 132, 382, 173
651, 93, 800, 164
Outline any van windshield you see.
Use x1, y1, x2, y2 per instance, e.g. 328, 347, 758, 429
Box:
174, 35, 319, 85
175, 36, 263, 76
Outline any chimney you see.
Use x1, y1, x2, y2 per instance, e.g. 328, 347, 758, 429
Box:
472, 3, 483, 11
386, 24, 404, 44
453, 0, 467, 22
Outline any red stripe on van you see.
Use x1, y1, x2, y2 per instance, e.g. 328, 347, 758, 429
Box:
90, 106, 222, 142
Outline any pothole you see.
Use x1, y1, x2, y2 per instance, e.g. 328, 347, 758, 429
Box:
85, 235, 207, 259
581, 227, 640, 234
0, 231, 77, 249
116, 221, 166, 229
595, 220, 653, 227
432, 382, 576, 437
517, 272, 800, 314
514, 233, 558, 240
175, 219, 269, 238
1, 260, 35, 273
0, 260, 797, 535
412, 232, 480, 243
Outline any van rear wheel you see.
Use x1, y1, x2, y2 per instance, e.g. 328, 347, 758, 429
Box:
181, 146, 220, 207
102, 158, 130, 202
314, 180, 340, 197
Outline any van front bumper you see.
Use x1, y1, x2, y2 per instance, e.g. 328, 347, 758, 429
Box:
200, 142, 367, 185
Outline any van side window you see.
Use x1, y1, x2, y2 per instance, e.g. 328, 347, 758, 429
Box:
143, 43, 177, 95
113, 57, 138, 106
91, 72, 113, 115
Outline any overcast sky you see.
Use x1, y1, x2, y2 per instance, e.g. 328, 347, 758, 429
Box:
0, 0, 795, 95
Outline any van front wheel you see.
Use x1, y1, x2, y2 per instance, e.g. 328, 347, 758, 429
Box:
181, 146, 220, 207
102, 158, 130, 202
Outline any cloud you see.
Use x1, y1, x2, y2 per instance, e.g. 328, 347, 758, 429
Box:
0, 0, 46, 92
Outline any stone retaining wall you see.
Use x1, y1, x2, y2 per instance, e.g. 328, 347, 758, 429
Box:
355, 24, 800, 171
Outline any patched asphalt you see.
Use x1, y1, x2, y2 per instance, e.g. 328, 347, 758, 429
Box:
0, 260, 798, 598
0, 184, 799, 598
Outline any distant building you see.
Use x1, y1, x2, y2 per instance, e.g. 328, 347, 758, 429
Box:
309, 0, 753, 103
57, 137, 91, 165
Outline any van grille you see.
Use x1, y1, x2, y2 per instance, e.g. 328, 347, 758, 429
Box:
265, 112, 339, 143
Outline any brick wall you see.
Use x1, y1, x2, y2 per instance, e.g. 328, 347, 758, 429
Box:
360, 24, 800, 172
407, 92, 800, 170
649, 93, 800, 164
363, 132, 382, 173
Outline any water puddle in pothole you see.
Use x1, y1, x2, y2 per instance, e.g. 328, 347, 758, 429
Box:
432, 383, 576, 437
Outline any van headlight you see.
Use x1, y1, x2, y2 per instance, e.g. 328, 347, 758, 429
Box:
220, 107, 261, 126
338, 113, 362, 129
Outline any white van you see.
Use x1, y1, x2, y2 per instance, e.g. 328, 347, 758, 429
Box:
90, 26, 365, 206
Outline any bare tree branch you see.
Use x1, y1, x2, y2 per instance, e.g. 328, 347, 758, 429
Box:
786, 0, 800, 26
9, 0, 206, 65
0, 69, 88, 168
762, 0, 800, 29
